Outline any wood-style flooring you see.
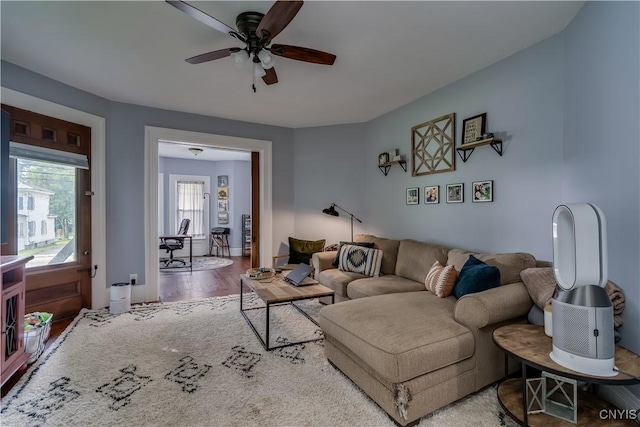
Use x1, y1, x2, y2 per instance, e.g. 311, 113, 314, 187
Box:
1, 255, 251, 397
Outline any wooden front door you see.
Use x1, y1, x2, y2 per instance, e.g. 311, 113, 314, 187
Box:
1, 105, 92, 320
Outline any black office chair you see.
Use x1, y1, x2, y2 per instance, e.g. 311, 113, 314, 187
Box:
160, 218, 190, 268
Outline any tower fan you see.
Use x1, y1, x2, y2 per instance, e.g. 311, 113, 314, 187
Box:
550, 203, 617, 377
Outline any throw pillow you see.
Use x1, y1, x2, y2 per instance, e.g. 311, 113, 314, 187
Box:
425, 261, 458, 298
288, 237, 326, 265
453, 255, 501, 299
332, 241, 375, 268
337, 244, 383, 277
520, 267, 557, 309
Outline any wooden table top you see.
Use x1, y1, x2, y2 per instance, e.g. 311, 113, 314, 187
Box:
241, 273, 335, 304
493, 324, 640, 385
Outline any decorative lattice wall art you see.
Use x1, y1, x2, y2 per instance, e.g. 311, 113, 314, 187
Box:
411, 113, 456, 176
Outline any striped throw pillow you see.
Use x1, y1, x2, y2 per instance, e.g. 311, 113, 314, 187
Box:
338, 244, 383, 277
425, 261, 458, 298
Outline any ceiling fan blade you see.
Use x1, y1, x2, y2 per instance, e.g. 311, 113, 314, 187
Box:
256, 1, 303, 43
262, 67, 278, 85
270, 44, 336, 65
185, 48, 241, 64
166, 1, 236, 35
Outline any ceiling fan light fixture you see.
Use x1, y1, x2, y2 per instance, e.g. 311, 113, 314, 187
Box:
257, 50, 275, 69
231, 49, 249, 67
254, 62, 266, 78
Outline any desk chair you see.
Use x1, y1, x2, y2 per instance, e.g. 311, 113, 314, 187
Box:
210, 227, 230, 257
160, 218, 190, 267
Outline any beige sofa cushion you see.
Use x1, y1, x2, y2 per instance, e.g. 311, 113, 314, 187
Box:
395, 240, 450, 283
319, 292, 474, 383
347, 275, 425, 299
447, 249, 536, 285
355, 234, 400, 276
318, 269, 368, 298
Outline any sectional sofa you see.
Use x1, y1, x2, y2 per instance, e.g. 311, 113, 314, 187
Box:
314, 235, 542, 426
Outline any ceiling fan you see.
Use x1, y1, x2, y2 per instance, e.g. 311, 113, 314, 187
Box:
166, 0, 336, 92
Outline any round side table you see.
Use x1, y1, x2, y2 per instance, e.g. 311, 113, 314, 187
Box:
493, 324, 639, 426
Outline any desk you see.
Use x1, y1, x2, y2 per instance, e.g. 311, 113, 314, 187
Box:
159, 235, 192, 272
493, 324, 640, 426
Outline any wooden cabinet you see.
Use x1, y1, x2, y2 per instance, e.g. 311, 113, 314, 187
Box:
1, 255, 33, 386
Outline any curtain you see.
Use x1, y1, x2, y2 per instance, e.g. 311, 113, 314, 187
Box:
177, 181, 205, 238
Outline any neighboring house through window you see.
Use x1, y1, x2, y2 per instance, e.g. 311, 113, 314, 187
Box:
27, 194, 34, 210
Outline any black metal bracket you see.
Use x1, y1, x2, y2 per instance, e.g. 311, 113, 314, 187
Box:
456, 138, 503, 163
378, 160, 407, 176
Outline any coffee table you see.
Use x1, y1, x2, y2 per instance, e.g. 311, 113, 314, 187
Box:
240, 273, 335, 351
493, 324, 640, 426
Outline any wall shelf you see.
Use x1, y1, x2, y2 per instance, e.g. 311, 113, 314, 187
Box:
378, 160, 407, 176
456, 137, 503, 162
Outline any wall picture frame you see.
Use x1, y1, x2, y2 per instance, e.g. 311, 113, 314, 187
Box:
462, 113, 487, 145
218, 200, 228, 211
424, 186, 439, 204
218, 211, 229, 224
472, 180, 493, 202
217, 187, 228, 200
446, 183, 464, 203
406, 187, 419, 205
378, 152, 390, 165
217, 175, 228, 187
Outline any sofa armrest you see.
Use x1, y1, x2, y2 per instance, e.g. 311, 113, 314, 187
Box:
454, 282, 532, 330
312, 251, 337, 275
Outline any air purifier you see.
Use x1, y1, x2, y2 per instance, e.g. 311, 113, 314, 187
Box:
550, 203, 617, 377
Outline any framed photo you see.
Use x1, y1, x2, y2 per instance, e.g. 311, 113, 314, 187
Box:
217, 211, 229, 224
217, 175, 228, 187
472, 180, 493, 202
424, 186, 439, 204
378, 152, 390, 165
217, 187, 228, 200
462, 113, 487, 145
446, 183, 464, 203
217, 200, 228, 211
406, 187, 419, 205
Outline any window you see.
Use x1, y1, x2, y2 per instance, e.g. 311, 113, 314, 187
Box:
18, 197, 23, 210
28, 221, 35, 237
19, 223, 24, 238
176, 180, 205, 238
41, 220, 47, 235
27, 195, 34, 210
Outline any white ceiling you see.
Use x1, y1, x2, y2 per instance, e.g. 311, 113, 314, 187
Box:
159, 141, 251, 161
1, 1, 583, 129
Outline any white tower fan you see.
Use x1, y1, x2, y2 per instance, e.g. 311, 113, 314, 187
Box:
550, 203, 617, 377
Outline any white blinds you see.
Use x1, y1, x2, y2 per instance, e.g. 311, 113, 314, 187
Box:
10, 142, 89, 169
177, 180, 204, 238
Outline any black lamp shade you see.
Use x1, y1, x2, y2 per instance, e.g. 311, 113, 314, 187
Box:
322, 205, 339, 217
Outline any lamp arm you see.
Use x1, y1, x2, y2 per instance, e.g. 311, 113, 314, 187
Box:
332, 203, 363, 223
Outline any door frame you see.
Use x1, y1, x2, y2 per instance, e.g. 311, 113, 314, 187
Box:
144, 126, 272, 303
1, 87, 108, 309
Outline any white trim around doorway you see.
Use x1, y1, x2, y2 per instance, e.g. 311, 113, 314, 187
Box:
144, 126, 272, 303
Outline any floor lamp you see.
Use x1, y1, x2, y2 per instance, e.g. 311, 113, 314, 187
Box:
322, 203, 362, 241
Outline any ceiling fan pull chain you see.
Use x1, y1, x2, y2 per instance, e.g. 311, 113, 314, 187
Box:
252, 70, 257, 93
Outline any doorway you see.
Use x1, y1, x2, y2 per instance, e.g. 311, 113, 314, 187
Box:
144, 126, 273, 303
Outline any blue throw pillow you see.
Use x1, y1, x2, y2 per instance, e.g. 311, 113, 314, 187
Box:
453, 255, 501, 298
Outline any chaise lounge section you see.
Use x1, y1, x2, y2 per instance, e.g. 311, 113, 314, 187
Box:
315, 235, 540, 426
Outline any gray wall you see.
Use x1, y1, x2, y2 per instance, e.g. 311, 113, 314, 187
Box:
562, 0, 639, 395
1, 62, 295, 287
159, 157, 251, 249
292, 1, 640, 397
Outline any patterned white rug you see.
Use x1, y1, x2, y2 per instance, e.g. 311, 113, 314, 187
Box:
159, 256, 234, 272
1, 295, 516, 427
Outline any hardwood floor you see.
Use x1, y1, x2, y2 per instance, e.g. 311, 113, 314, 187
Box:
1, 255, 251, 397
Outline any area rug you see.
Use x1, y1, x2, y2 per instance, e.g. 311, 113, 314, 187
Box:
1, 295, 516, 427
159, 256, 233, 272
